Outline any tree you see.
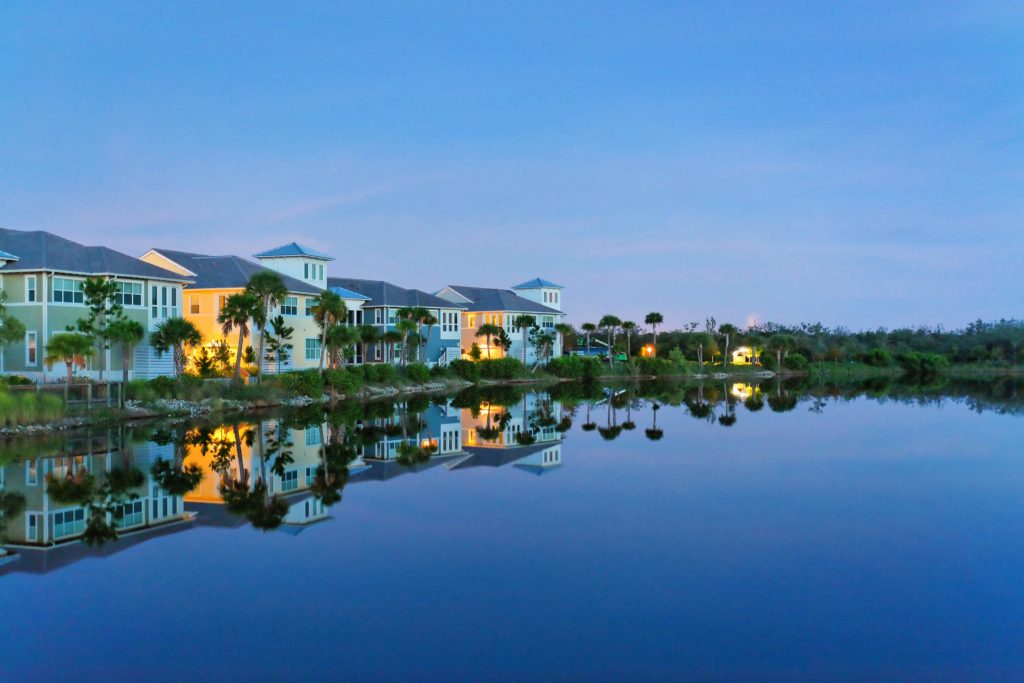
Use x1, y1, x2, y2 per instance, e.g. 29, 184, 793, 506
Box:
106, 318, 145, 391
0, 291, 26, 359
266, 315, 294, 372
621, 321, 637, 360
77, 276, 124, 381
382, 330, 402, 365
312, 290, 346, 371
598, 315, 621, 365
529, 328, 556, 366
719, 323, 737, 369
475, 323, 501, 360
581, 322, 596, 355
218, 291, 259, 380
421, 312, 438, 363
495, 327, 513, 356
645, 312, 664, 349
325, 323, 359, 368
513, 314, 537, 365
357, 324, 380, 365
554, 323, 574, 354
395, 315, 418, 366
692, 332, 718, 375
410, 306, 431, 362
45, 332, 94, 383
244, 271, 287, 383
766, 334, 795, 372
151, 318, 202, 376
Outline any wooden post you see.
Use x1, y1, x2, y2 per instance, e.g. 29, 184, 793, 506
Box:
86, 383, 93, 405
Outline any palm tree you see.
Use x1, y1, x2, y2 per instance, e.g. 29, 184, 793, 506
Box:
357, 324, 380, 364
645, 402, 664, 441
106, 318, 145, 397
394, 317, 418, 366
421, 313, 438, 363
151, 318, 202, 376
326, 323, 360, 368
45, 332, 94, 383
692, 332, 717, 376
475, 323, 501, 360
581, 322, 596, 355
766, 333, 795, 372
645, 312, 664, 349
244, 271, 287, 382
382, 330, 402, 365
513, 314, 537, 364
218, 291, 259, 380
409, 306, 431, 361
621, 321, 637, 360
312, 290, 347, 371
719, 323, 737, 369
598, 315, 621, 365
554, 323, 573, 355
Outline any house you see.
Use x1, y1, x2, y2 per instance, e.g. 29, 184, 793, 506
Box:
0, 228, 191, 380
434, 279, 566, 363
731, 346, 757, 365
140, 245, 368, 372
327, 277, 465, 366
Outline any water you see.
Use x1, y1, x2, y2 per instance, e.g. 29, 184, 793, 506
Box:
2, 379, 1023, 681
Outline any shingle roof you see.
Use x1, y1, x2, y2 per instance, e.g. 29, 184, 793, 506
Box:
441, 285, 562, 314
150, 249, 321, 294
0, 249, 19, 261
253, 242, 334, 261
512, 277, 563, 289
0, 228, 190, 281
328, 277, 463, 309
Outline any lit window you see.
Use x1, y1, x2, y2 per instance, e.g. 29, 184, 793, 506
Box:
26, 331, 37, 365
189, 295, 200, 315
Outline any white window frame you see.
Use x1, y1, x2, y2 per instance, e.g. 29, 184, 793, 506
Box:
114, 281, 143, 307
25, 330, 37, 366
25, 275, 37, 303
281, 296, 298, 316
189, 294, 200, 315
305, 337, 321, 361
52, 276, 84, 304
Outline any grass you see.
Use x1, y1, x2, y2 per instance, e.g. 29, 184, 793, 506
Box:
0, 389, 64, 427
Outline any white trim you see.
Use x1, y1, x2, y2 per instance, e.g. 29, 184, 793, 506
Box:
25, 330, 37, 366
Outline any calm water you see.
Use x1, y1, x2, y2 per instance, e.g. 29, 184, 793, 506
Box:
2, 379, 1023, 681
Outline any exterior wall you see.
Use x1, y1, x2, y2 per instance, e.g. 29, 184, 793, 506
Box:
1, 272, 183, 381
513, 286, 563, 312
256, 256, 328, 290
362, 305, 462, 366
461, 394, 563, 448
459, 310, 564, 362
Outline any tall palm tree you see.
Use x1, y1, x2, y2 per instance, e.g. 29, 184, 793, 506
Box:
620, 321, 637, 360
598, 315, 621, 365
357, 324, 380, 364
554, 323, 573, 355
475, 323, 501, 360
513, 314, 537, 365
581, 322, 596, 355
766, 333, 794, 372
645, 312, 663, 351
312, 290, 347, 371
421, 313, 438, 363
394, 317, 418, 366
218, 291, 259, 380
382, 330, 402, 365
719, 323, 737, 369
326, 323, 360, 368
106, 318, 145, 389
150, 318, 202, 376
244, 271, 288, 383
409, 306, 430, 361
45, 332, 94, 383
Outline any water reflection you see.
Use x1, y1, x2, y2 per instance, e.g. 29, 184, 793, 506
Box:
1, 377, 1021, 575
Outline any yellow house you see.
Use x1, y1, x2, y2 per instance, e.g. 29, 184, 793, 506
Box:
731, 346, 758, 365
140, 245, 366, 372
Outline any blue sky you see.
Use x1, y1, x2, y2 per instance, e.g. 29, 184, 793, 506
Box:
1, 2, 1021, 329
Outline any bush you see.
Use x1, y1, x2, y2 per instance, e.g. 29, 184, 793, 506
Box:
784, 353, 808, 370
1, 375, 34, 386
862, 348, 894, 367
148, 376, 177, 398
478, 358, 526, 380
361, 364, 399, 384
546, 355, 584, 378
325, 367, 362, 394
897, 351, 949, 377
0, 390, 64, 426
276, 369, 324, 397
636, 357, 674, 376
404, 363, 431, 384
450, 359, 481, 382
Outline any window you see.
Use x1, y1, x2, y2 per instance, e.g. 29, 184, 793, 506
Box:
53, 508, 86, 539
374, 344, 382, 360
189, 295, 200, 315
467, 314, 476, 328
387, 309, 396, 325
26, 275, 36, 303
281, 470, 298, 492
27, 460, 37, 485
304, 263, 309, 279
305, 466, 316, 486
115, 281, 143, 307
151, 285, 178, 320
305, 297, 316, 317
27, 513, 38, 542
26, 331, 37, 365
305, 337, 321, 361
281, 296, 298, 316
319, 265, 324, 280
115, 500, 144, 528
374, 309, 383, 325
218, 295, 227, 314
53, 277, 84, 303
305, 427, 321, 446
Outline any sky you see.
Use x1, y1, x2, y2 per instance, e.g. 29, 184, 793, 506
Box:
1, 2, 1021, 330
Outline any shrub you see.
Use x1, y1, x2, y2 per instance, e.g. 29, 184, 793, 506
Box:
362, 364, 399, 384
546, 355, 584, 378
478, 358, 526, 380
897, 351, 949, 377
404, 363, 430, 384
276, 369, 324, 397
636, 357, 674, 376
1, 375, 34, 386
784, 353, 808, 370
148, 376, 177, 398
325, 368, 362, 394
450, 359, 481, 382
862, 348, 894, 367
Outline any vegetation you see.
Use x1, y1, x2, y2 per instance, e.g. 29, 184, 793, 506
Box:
45, 332, 94, 383
245, 270, 288, 382
151, 317, 203, 376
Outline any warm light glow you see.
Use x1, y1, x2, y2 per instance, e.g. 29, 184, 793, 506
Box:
640, 344, 656, 357
421, 438, 437, 449
731, 383, 754, 400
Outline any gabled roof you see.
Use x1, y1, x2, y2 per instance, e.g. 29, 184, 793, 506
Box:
439, 285, 562, 314
512, 277, 563, 289
0, 228, 190, 282
253, 242, 334, 261
328, 277, 463, 310
149, 248, 321, 294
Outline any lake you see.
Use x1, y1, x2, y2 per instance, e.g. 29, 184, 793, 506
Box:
2, 378, 1023, 681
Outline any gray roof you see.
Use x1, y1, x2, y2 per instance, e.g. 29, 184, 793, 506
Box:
512, 277, 563, 289
0, 228, 190, 282
0, 249, 19, 261
254, 242, 334, 261
328, 277, 463, 310
151, 249, 321, 294
441, 285, 562, 314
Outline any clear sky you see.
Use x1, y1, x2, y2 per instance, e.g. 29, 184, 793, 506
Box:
1, 2, 1021, 330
